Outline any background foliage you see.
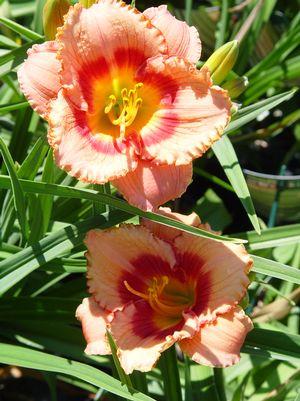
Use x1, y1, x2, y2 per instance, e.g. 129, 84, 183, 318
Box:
0, 0, 299, 400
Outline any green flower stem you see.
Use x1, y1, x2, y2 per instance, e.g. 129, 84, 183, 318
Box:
184, 355, 193, 401
213, 368, 227, 401
130, 371, 148, 396
159, 346, 183, 401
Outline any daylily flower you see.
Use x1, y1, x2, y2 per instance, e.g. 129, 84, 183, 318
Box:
18, 0, 231, 210
76, 208, 253, 374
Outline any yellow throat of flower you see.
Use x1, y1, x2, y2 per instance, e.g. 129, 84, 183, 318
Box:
104, 82, 143, 137
124, 276, 194, 318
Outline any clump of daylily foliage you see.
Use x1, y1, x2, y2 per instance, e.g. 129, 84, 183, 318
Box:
18, 0, 251, 379
1, 0, 298, 400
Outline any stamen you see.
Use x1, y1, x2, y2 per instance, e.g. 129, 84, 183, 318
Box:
124, 274, 194, 318
104, 95, 117, 114
124, 281, 149, 301
104, 82, 143, 136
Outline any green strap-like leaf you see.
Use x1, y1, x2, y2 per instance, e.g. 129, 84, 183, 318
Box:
251, 254, 300, 285
0, 101, 28, 113
0, 343, 155, 401
0, 174, 246, 243
0, 211, 130, 295
243, 328, 300, 364
0, 16, 43, 40
225, 89, 297, 135
0, 135, 29, 240
212, 135, 260, 233
235, 223, 300, 250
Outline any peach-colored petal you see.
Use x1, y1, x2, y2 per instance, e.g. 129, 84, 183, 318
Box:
76, 297, 112, 355
142, 207, 201, 242
138, 58, 231, 165
48, 90, 138, 183
112, 160, 192, 211
86, 224, 176, 312
17, 41, 61, 119
180, 307, 253, 367
56, 0, 167, 90
144, 5, 201, 63
111, 300, 198, 374
174, 231, 252, 322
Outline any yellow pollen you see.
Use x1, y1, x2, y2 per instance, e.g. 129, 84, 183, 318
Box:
105, 82, 143, 136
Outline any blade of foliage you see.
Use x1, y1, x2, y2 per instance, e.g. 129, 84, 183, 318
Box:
0, 174, 245, 243
215, 0, 231, 49
236, 224, 300, 250
0, 343, 155, 401
184, 0, 192, 24
243, 328, 300, 364
234, 0, 276, 74
0, 211, 130, 295
244, 57, 300, 103
107, 330, 133, 390
0, 16, 43, 40
0, 135, 29, 239
28, 149, 54, 243
0, 297, 77, 322
18, 138, 49, 180
212, 135, 260, 233
189, 365, 220, 401
0, 100, 28, 113
193, 189, 232, 232
225, 89, 297, 135
11, 2, 36, 18
0, 320, 108, 366
256, 280, 296, 306
194, 166, 234, 192
0, 138, 48, 242
0, 34, 19, 49
251, 255, 300, 285
0, 40, 41, 78
8, 107, 34, 163
246, 13, 300, 78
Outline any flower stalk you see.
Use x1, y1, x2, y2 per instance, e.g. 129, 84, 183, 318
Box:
159, 346, 183, 401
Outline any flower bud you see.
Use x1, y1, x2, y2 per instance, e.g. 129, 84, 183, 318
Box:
43, 0, 70, 40
223, 76, 249, 98
79, 0, 97, 7
202, 41, 239, 85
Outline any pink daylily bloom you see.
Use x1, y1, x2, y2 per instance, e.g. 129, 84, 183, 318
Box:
76, 211, 253, 374
18, 0, 231, 211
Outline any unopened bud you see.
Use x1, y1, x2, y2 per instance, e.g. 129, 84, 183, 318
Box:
43, 0, 70, 40
223, 76, 249, 98
79, 0, 97, 7
202, 41, 239, 85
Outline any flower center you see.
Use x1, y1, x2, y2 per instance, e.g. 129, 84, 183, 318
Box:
104, 82, 143, 137
124, 275, 194, 318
